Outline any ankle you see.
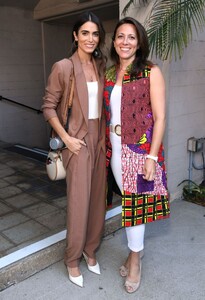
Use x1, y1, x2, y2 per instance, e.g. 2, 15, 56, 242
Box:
83, 252, 97, 266
88, 257, 97, 266
67, 266, 81, 277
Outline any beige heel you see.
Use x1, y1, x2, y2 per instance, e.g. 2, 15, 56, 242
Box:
119, 250, 144, 277
119, 265, 128, 277
124, 261, 142, 294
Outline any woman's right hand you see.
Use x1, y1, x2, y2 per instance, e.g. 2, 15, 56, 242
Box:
63, 135, 86, 155
48, 117, 86, 155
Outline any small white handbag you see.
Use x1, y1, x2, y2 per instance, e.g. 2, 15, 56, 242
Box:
46, 150, 66, 181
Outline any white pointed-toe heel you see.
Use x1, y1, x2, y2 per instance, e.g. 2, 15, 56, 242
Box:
83, 252, 101, 275
67, 267, 83, 288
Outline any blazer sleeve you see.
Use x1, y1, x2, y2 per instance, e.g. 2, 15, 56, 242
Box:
42, 61, 65, 122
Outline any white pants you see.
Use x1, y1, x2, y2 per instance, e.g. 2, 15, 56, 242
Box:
110, 132, 145, 252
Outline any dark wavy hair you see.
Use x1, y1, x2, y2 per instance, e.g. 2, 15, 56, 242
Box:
110, 17, 153, 76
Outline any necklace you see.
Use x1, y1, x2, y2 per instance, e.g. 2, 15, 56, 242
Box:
81, 62, 96, 82
87, 73, 94, 82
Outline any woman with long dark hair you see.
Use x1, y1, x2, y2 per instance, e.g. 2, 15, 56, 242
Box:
42, 11, 106, 288
104, 17, 170, 293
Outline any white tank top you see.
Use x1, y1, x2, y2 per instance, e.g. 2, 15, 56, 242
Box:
87, 81, 99, 119
110, 85, 122, 125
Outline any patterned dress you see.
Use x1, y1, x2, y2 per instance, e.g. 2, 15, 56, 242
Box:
104, 64, 170, 227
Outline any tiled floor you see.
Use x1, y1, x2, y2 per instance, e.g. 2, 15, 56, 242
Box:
0, 141, 120, 259
0, 141, 68, 257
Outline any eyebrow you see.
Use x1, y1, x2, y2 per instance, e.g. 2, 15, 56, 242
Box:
81, 30, 99, 34
117, 32, 136, 36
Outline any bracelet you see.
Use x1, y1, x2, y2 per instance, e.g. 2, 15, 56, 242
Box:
146, 154, 158, 162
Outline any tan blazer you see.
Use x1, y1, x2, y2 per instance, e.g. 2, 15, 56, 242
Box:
42, 51, 106, 168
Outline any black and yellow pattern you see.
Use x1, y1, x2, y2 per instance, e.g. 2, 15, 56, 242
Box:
122, 192, 170, 227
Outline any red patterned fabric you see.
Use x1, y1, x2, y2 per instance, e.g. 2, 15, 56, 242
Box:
104, 64, 170, 227
122, 193, 170, 226
121, 79, 153, 144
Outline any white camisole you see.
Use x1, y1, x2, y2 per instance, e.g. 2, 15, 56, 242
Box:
87, 81, 99, 119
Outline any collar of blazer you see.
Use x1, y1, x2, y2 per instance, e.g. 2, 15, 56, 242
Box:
70, 51, 103, 126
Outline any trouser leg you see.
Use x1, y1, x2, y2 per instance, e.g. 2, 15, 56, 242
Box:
84, 148, 106, 258
110, 132, 145, 253
64, 144, 91, 268
64, 120, 106, 267
125, 224, 145, 252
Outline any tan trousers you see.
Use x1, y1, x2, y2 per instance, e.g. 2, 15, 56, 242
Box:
64, 119, 106, 268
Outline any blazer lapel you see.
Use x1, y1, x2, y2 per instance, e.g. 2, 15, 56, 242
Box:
71, 52, 104, 126
71, 52, 89, 127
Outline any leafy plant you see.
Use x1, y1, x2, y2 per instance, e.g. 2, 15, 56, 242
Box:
178, 179, 205, 205
122, 0, 148, 15
122, 0, 205, 61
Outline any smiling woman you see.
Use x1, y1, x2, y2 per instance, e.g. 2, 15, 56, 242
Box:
74, 23, 99, 54
113, 23, 139, 64
42, 11, 107, 288
73, 21, 100, 82
104, 16, 170, 294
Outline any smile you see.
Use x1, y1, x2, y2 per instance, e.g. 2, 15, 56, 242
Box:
120, 48, 130, 51
85, 44, 95, 48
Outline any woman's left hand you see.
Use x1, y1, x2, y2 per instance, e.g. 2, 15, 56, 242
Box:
143, 158, 156, 181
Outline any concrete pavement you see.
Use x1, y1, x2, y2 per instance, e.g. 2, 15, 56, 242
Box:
0, 199, 205, 300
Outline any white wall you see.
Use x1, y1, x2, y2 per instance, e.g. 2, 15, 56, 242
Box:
42, 22, 72, 82
168, 29, 205, 199
0, 6, 46, 148
40, 22, 73, 144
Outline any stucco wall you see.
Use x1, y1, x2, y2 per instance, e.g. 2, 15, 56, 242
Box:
0, 6, 47, 148
168, 29, 205, 198
42, 22, 72, 82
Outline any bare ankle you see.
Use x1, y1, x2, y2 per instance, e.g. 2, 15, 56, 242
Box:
88, 257, 97, 266
67, 266, 81, 277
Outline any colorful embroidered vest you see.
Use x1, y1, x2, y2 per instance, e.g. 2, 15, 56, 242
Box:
104, 65, 152, 145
